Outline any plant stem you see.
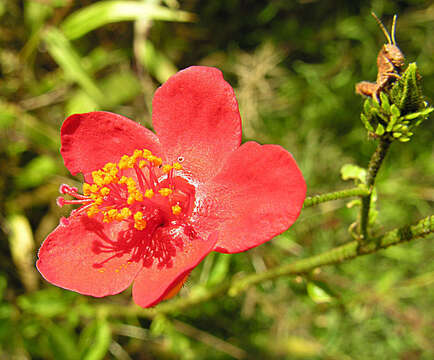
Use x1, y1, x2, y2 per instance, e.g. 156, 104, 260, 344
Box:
90, 215, 432, 319
229, 214, 432, 296
303, 186, 370, 208
359, 138, 392, 240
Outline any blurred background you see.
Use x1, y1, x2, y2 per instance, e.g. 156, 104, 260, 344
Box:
1, 0, 433, 358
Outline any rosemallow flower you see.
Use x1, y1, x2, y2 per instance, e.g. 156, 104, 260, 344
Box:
36, 66, 306, 308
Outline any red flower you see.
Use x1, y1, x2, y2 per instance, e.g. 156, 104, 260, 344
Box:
36, 66, 306, 308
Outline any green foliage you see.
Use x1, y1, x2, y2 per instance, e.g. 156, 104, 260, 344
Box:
360, 63, 433, 142
1, 0, 433, 359
79, 319, 112, 360
61, 1, 194, 40
340, 164, 367, 183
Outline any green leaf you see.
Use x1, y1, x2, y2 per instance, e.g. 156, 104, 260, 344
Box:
66, 90, 99, 116
206, 253, 232, 287
390, 62, 423, 115
66, 69, 141, 114
404, 106, 433, 120
24, 0, 53, 33
375, 123, 385, 136
47, 322, 80, 360
371, 97, 380, 109
18, 289, 77, 317
43, 28, 105, 104
15, 155, 58, 189
61, 1, 195, 40
380, 92, 390, 112
360, 113, 374, 131
390, 104, 400, 118
363, 99, 371, 114
100, 70, 141, 106
150, 314, 172, 336
340, 164, 367, 183
138, 40, 178, 83
0, 101, 59, 150
307, 282, 333, 304
79, 319, 112, 360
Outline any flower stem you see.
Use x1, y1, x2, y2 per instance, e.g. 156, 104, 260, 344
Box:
90, 215, 432, 319
359, 138, 392, 241
229, 214, 432, 296
303, 186, 370, 208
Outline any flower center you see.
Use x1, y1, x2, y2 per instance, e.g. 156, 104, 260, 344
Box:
57, 148, 195, 230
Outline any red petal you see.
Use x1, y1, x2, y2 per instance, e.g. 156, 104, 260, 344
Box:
36, 215, 143, 297
61, 112, 161, 180
152, 66, 241, 183
132, 225, 217, 308
195, 142, 306, 253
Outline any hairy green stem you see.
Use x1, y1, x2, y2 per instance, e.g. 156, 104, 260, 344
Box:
229, 214, 432, 296
91, 215, 432, 319
359, 138, 392, 240
303, 186, 370, 208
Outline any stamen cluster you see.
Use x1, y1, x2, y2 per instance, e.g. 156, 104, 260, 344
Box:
58, 149, 185, 231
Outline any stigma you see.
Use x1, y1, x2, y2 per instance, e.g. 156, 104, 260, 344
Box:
57, 149, 194, 230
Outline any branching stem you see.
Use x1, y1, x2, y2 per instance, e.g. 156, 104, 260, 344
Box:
359, 138, 392, 240
303, 186, 370, 208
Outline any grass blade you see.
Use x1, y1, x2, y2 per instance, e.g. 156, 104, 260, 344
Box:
61, 1, 195, 40
43, 28, 105, 104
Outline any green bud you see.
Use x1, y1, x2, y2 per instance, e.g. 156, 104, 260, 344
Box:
359, 62, 432, 143
390, 63, 423, 115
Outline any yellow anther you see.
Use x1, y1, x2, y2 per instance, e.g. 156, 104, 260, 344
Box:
100, 187, 110, 196
133, 149, 143, 158
134, 222, 146, 230
158, 188, 172, 197
172, 204, 182, 215
102, 174, 115, 185
147, 155, 162, 166
173, 162, 183, 170
94, 197, 103, 205
90, 184, 99, 193
107, 209, 118, 218
103, 162, 116, 172
83, 183, 91, 195
142, 149, 152, 157
133, 211, 147, 230
127, 157, 136, 168
134, 211, 143, 221
134, 191, 143, 202
119, 176, 128, 184
94, 176, 104, 187
144, 189, 154, 199
120, 207, 132, 218
116, 212, 128, 221
118, 155, 130, 170
139, 160, 148, 168
162, 164, 173, 173
87, 205, 99, 217
127, 196, 135, 205
109, 167, 118, 176
153, 157, 163, 166
126, 178, 136, 188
